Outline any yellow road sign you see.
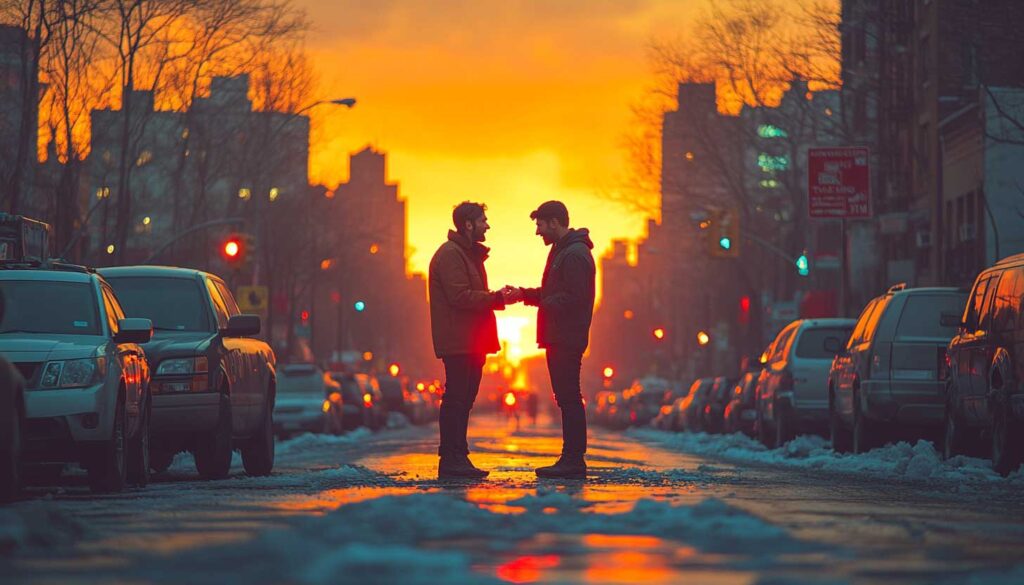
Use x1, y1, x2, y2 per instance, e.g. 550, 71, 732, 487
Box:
237, 285, 268, 312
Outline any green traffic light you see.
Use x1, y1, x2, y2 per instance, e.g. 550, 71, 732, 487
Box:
719, 237, 732, 250
354, 300, 366, 312
796, 254, 809, 277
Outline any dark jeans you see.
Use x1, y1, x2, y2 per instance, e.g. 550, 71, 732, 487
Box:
439, 354, 485, 457
546, 347, 587, 456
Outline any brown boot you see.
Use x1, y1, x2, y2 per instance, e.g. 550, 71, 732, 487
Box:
438, 455, 489, 479
535, 454, 586, 479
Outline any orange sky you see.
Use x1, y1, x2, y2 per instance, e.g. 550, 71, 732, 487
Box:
297, 0, 703, 360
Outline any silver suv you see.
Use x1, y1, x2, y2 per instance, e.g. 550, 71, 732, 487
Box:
829, 285, 968, 453
755, 318, 856, 448
0, 265, 153, 492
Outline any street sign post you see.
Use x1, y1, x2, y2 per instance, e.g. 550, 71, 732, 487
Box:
808, 147, 871, 318
808, 147, 871, 218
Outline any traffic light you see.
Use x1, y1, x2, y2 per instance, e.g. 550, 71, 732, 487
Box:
602, 366, 615, 379
796, 253, 810, 277
696, 330, 711, 346
221, 234, 244, 266
739, 296, 751, 326
220, 233, 254, 268
653, 327, 666, 340
711, 207, 740, 258
353, 300, 366, 312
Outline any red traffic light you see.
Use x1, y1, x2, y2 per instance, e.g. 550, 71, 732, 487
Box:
221, 234, 245, 263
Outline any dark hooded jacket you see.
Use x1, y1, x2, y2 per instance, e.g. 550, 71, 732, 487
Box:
522, 228, 596, 352
428, 230, 505, 358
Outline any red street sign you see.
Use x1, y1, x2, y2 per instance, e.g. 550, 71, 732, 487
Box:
808, 147, 870, 218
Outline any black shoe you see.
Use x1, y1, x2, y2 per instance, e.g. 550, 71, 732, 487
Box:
535, 455, 586, 479
438, 456, 489, 479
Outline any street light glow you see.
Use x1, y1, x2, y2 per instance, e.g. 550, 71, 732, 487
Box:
697, 331, 711, 346
602, 366, 615, 378
653, 327, 666, 340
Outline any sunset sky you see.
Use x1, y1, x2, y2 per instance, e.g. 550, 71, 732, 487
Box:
295, 0, 703, 359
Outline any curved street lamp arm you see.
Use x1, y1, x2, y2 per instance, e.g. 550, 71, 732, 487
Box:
142, 217, 247, 264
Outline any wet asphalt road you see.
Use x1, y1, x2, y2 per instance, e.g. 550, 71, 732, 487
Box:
3, 413, 1024, 585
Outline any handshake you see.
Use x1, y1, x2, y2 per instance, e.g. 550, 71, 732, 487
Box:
498, 285, 524, 304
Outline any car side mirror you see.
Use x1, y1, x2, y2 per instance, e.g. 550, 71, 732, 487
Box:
940, 312, 962, 328
115, 318, 153, 344
823, 337, 843, 354
224, 314, 261, 337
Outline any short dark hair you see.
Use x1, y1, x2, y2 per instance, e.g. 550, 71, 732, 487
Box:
452, 201, 487, 231
529, 200, 569, 227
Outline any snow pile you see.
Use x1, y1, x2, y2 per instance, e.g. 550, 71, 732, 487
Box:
277, 427, 372, 455
631, 428, 1015, 485
141, 490, 811, 584
0, 502, 86, 555
223, 464, 390, 491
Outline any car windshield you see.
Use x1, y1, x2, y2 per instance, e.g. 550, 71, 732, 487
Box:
795, 326, 853, 358
278, 366, 324, 394
105, 277, 209, 332
0, 280, 101, 335
896, 294, 969, 338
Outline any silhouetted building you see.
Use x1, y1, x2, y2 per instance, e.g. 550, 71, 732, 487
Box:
313, 147, 436, 379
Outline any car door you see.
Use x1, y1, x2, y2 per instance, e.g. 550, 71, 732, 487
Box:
835, 298, 879, 420
965, 273, 1001, 423
953, 275, 991, 407
205, 278, 253, 427
213, 279, 271, 422
101, 283, 144, 433
762, 323, 797, 423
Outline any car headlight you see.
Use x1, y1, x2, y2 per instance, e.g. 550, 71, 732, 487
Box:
39, 357, 107, 389
157, 356, 208, 376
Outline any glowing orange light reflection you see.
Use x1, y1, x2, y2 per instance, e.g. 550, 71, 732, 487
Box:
496, 555, 560, 584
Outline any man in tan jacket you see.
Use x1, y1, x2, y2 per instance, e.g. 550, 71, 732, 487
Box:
428, 201, 518, 478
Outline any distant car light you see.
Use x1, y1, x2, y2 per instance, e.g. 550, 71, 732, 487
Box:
504, 392, 516, 407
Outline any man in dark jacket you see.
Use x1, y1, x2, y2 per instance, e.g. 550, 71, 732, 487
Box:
515, 200, 596, 478
429, 201, 512, 478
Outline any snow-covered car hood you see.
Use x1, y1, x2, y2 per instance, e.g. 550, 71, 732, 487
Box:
0, 334, 106, 362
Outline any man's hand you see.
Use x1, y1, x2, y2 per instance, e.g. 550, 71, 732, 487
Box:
499, 285, 523, 304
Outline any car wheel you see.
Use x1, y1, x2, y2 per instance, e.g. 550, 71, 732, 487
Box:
991, 397, 1023, 476
150, 448, 175, 474
756, 406, 775, 448
87, 394, 127, 493
242, 394, 275, 477
0, 409, 21, 502
774, 403, 792, 448
126, 399, 151, 487
852, 392, 880, 454
829, 394, 851, 453
195, 394, 232, 480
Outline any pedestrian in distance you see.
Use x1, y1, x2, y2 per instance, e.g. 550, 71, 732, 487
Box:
428, 201, 516, 479
503, 200, 596, 479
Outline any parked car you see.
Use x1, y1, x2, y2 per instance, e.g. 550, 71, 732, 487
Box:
702, 376, 735, 434
828, 284, 968, 454
330, 372, 386, 430
757, 318, 855, 448
676, 378, 715, 432
0, 264, 152, 492
380, 376, 422, 424
625, 377, 673, 427
723, 371, 759, 436
652, 386, 689, 430
100, 266, 276, 479
274, 363, 344, 437
1, 353, 24, 501
945, 255, 1024, 475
